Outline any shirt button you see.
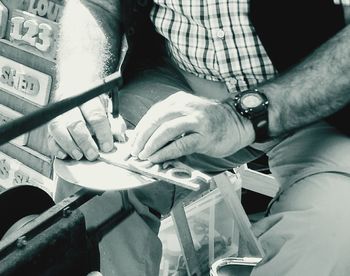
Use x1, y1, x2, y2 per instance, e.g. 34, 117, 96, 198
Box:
216, 29, 225, 39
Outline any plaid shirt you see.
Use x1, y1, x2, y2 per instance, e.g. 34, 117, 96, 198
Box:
150, 0, 349, 93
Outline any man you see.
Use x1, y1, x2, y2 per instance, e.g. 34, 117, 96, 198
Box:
49, 0, 350, 275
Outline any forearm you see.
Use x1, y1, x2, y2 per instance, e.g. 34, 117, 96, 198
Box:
55, 0, 121, 98
261, 24, 350, 137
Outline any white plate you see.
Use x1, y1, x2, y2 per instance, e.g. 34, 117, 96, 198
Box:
54, 130, 206, 191
54, 158, 155, 191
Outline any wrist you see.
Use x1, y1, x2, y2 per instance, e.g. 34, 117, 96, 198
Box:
223, 89, 270, 143
221, 101, 256, 146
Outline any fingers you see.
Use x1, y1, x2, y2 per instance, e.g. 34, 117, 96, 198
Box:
47, 135, 67, 159
80, 98, 114, 152
131, 103, 182, 156
48, 107, 99, 161
67, 120, 100, 160
48, 93, 121, 161
148, 134, 201, 163
137, 116, 198, 160
48, 110, 85, 160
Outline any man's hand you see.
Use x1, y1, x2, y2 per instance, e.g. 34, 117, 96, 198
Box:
48, 96, 126, 161
48, 0, 125, 162
131, 91, 255, 163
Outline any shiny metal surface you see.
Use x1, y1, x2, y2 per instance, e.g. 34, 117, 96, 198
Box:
210, 257, 262, 276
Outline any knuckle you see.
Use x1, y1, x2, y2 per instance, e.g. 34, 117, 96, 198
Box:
67, 120, 87, 135
48, 119, 61, 135
89, 112, 109, 131
96, 130, 113, 144
193, 110, 205, 122
174, 139, 188, 153
162, 120, 180, 135
72, 133, 91, 147
88, 110, 108, 124
161, 124, 174, 137
72, 133, 91, 148
66, 121, 94, 148
47, 137, 67, 158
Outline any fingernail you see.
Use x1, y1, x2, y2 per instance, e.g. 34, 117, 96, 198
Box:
87, 148, 99, 160
57, 151, 67, 159
140, 159, 153, 169
116, 134, 126, 143
130, 147, 138, 157
138, 151, 148, 160
72, 149, 83, 160
102, 142, 113, 152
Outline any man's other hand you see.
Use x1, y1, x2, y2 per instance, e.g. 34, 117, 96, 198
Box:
48, 96, 126, 161
131, 91, 255, 163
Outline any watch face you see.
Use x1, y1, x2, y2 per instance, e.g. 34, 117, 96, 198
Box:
232, 90, 269, 142
241, 93, 264, 109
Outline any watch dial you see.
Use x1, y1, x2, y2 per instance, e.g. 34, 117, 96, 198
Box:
241, 93, 263, 108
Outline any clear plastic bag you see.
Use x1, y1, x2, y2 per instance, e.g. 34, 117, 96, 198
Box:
159, 172, 242, 276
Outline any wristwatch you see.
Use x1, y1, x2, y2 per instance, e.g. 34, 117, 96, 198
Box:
224, 89, 270, 143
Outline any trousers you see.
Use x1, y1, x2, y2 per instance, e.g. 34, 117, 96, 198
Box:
55, 59, 350, 276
